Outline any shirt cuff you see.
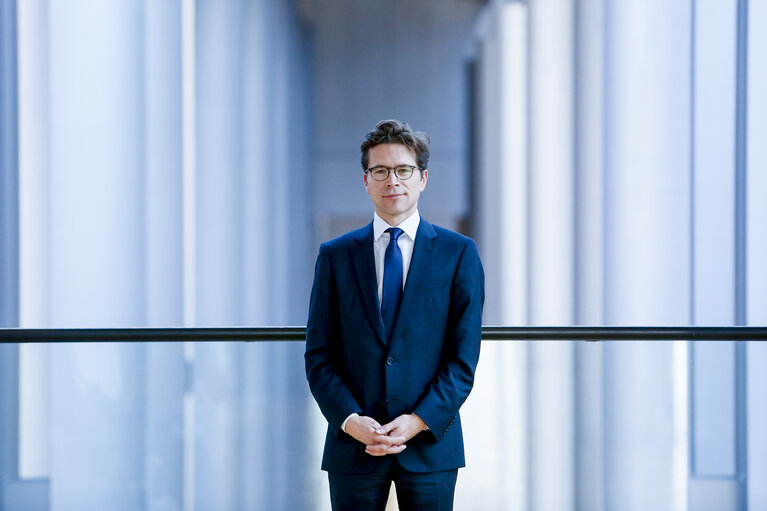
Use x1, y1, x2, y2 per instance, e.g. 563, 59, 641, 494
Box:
412, 412, 429, 431
341, 413, 359, 433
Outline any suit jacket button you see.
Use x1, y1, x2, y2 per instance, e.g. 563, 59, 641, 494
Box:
386, 356, 394, 366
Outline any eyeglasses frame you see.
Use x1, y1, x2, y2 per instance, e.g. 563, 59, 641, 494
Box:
364, 164, 423, 181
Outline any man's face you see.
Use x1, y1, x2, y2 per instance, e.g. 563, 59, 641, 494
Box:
364, 143, 428, 226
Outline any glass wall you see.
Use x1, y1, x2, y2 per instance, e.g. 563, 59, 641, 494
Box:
5, 339, 318, 510
1, 336, 764, 510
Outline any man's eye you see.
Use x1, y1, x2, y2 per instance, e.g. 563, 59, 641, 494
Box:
373, 168, 389, 177
395, 167, 413, 175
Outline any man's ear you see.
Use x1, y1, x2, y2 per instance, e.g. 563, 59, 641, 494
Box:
419, 169, 428, 191
363, 172, 369, 189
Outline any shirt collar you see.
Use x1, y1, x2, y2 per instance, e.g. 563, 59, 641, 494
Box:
373, 210, 420, 242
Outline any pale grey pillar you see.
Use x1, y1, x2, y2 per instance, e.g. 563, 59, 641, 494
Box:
528, 1, 575, 510
602, 1, 692, 510
191, 0, 315, 508
477, 0, 529, 328
238, 0, 273, 508
467, 17, 508, 509
278, 8, 316, 509
48, 1, 147, 510
194, 1, 244, 509
746, 0, 767, 326
574, 0, 604, 327
18, 0, 50, 331
50, 345, 146, 511
252, 2, 314, 508
0, 2, 20, 507
475, 8, 504, 329
746, 0, 767, 508
0, 345, 19, 511
0, 0, 19, 330
17, 0, 51, 481
144, 3, 185, 510
689, 1, 740, 509
465, 4, 529, 510
692, 3, 737, 327
265, 0, 290, 323
237, 0, 287, 506
574, 0, 604, 509
145, 345, 184, 511
145, 1, 183, 327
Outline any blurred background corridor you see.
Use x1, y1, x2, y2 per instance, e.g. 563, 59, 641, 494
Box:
1, 0, 766, 509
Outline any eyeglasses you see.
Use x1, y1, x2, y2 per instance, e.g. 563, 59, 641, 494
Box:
365, 165, 422, 181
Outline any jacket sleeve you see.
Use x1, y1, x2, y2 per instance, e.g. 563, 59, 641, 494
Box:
304, 244, 362, 432
413, 240, 485, 440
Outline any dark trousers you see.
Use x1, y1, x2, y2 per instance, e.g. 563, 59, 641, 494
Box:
328, 456, 458, 511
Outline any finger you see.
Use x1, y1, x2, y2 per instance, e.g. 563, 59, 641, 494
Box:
350, 421, 377, 436
370, 434, 391, 445
365, 445, 406, 456
366, 418, 383, 429
364, 444, 391, 456
382, 425, 405, 439
358, 422, 382, 435
378, 422, 398, 435
371, 434, 405, 446
359, 420, 383, 435
366, 444, 406, 455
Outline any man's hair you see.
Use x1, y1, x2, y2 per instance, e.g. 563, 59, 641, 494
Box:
360, 119, 430, 172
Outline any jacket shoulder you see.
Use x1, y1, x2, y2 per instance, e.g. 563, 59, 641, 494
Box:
431, 224, 478, 250
319, 224, 371, 254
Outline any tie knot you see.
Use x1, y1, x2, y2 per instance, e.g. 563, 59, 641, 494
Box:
386, 227, 404, 242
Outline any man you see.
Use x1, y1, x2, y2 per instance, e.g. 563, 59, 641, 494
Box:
305, 119, 484, 510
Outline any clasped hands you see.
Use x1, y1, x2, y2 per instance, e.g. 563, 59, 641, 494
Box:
346, 413, 427, 456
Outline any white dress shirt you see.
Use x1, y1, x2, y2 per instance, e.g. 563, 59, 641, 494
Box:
341, 210, 421, 433
372, 210, 420, 305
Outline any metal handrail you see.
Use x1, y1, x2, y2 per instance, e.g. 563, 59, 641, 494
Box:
0, 326, 766, 343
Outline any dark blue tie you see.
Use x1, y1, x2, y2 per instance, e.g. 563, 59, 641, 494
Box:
381, 227, 404, 341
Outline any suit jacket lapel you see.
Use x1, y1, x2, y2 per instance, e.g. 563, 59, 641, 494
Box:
349, 223, 388, 346
390, 219, 437, 343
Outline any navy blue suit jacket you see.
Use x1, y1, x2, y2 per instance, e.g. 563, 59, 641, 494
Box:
305, 218, 485, 474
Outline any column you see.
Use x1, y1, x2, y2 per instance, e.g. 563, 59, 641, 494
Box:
602, 1, 692, 510
17, 0, 51, 482
574, 0, 604, 508
194, 0, 244, 508
689, 1, 740, 509
48, 0, 147, 509
144, 2, 185, 510
0, 349, 19, 510
281, 9, 317, 510
528, 1, 575, 510
238, 0, 273, 508
0, 0, 19, 329
0, 1, 19, 507
255, 2, 314, 508
465, 3, 528, 509
746, 0, 767, 508
192, 0, 316, 508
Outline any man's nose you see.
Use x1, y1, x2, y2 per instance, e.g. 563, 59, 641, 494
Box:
384, 172, 399, 186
